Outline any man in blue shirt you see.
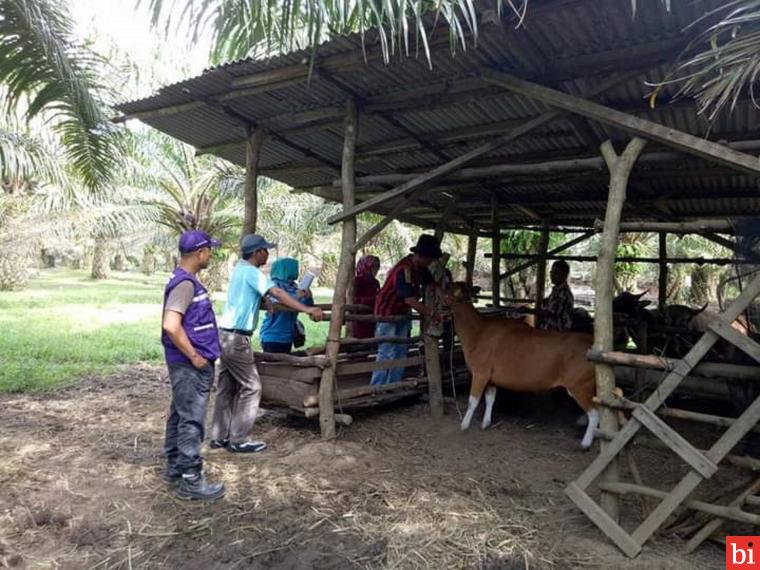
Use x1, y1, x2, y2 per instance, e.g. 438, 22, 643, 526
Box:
210, 234, 323, 452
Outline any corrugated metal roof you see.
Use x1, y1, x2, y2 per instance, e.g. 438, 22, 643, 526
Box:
115, 0, 760, 232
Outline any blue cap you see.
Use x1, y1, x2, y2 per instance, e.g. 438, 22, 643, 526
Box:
178, 230, 222, 253
241, 233, 277, 255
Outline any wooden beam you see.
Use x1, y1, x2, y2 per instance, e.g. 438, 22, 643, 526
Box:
483, 71, 760, 175
242, 126, 265, 236
327, 72, 638, 225
466, 230, 478, 288
613, 220, 734, 234
489, 253, 748, 266
491, 195, 501, 308
318, 100, 359, 439
658, 232, 667, 308
499, 230, 594, 281
534, 222, 551, 325
594, 137, 647, 519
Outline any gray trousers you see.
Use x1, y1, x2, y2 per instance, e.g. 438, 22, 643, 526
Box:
210, 331, 262, 444
164, 362, 214, 475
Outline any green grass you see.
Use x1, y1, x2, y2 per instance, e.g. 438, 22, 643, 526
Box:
0, 269, 332, 393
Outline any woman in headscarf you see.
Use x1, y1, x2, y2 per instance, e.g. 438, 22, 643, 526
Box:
352, 255, 381, 339
260, 257, 313, 353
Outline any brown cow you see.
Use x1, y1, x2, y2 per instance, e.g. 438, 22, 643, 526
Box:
443, 282, 599, 449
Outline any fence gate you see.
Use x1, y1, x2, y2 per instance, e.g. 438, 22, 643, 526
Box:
566, 272, 760, 557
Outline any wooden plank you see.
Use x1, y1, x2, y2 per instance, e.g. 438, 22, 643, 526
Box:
335, 355, 423, 375
256, 364, 322, 381
631, 406, 718, 479
598, 481, 760, 526
632, 390, 760, 546
565, 482, 642, 558
709, 320, 760, 364
685, 477, 760, 553
261, 375, 317, 407
424, 333, 444, 417
483, 71, 760, 175
303, 378, 427, 407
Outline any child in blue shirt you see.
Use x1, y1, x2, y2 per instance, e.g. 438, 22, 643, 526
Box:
260, 257, 314, 353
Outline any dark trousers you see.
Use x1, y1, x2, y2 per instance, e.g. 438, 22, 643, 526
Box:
262, 341, 292, 354
164, 362, 214, 475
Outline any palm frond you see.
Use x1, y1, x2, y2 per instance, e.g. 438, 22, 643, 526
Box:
0, 0, 122, 189
143, 0, 528, 67
650, 0, 760, 120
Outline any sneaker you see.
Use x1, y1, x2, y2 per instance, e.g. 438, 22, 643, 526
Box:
176, 472, 225, 501
228, 441, 267, 454
209, 439, 229, 449
163, 468, 182, 487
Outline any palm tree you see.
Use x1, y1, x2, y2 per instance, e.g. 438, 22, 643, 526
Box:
0, 0, 123, 189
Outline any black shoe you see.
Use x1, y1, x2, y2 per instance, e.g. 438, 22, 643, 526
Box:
209, 439, 229, 449
228, 441, 267, 454
163, 468, 182, 487
176, 472, 225, 501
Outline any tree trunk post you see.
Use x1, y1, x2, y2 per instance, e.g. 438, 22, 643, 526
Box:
241, 126, 265, 237
466, 230, 478, 288
534, 221, 551, 326
658, 232, 668, 308
319, 101, 359, 439
595, 137, 647, 520
491, 196, 501, 307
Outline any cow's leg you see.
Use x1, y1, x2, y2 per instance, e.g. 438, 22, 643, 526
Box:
481, 385, 497, 430
581, 409, 599, 449
461, 374, 487, 431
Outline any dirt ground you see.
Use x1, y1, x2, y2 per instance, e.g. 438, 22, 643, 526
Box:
0, 364, 731, 569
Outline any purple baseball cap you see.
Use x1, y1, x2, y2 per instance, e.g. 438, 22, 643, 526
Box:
178, 230, 222, 253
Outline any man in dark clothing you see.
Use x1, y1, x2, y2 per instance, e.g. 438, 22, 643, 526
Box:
371, 235, 441, 385
161, 230, 225, 501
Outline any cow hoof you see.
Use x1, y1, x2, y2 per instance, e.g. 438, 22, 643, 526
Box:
580, 442, 593, 451
480, 422, 491, 430
460, 423, 470, 432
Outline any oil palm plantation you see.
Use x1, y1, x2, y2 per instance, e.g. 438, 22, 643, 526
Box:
0, 0, 122, 190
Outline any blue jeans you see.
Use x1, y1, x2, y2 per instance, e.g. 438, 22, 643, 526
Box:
370, 319, 412, 385
164, 362, 214, 475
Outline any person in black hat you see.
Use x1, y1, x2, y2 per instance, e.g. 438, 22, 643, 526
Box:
371, 234, 442, 385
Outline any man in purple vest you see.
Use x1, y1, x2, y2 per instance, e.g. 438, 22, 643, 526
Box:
161, 230, 224, 501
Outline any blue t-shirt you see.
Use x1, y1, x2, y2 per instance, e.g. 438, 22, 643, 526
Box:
260, 280, 313, 344
219, 261, 275, 332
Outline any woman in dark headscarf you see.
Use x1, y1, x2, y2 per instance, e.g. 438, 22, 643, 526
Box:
352, 255, 381, 339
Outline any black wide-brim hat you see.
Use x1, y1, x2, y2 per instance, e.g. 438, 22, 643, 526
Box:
410, 234, 443, 259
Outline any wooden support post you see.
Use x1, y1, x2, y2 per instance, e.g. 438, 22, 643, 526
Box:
466, 230, 478, 288
241, 126, 265, 237
424, 334, 444, 417
318, 100, 358, 439
534, 222, 551, 326
658, 232, 668, 308
595, 137, 647, 520
491, 196, 501, 307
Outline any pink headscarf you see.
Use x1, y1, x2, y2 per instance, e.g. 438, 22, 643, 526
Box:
356, 255, 380, 277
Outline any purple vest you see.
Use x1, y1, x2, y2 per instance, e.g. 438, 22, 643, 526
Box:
162, 267, 221, 365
